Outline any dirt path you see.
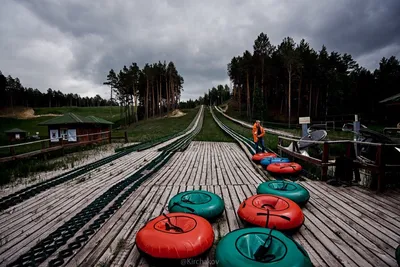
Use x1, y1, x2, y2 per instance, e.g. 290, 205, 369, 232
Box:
0, 107, 61, 119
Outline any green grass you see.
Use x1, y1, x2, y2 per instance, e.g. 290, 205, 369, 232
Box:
220, 100, 390, 140
0, 106, 200, 185
194, 108, 233, 142
113, 108, 199, 143
0, 142, 113, 186
0, 106, 121, 145
214, 108, 278, 152
0, 117, 52, 144
34, 106, 121, 122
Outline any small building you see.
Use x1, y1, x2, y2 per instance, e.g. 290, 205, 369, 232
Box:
4, 128, 27, 142
38, 113, 113, 145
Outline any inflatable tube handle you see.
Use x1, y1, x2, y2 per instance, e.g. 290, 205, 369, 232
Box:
261, 203, 275, 209
181, 198, 195, 204
256, 212, 291, 222
280, 165, 297, 170
254, 227, 276, 262
169, 202, 195, 212
280, 182, 289, 190
162, 213, 184, 233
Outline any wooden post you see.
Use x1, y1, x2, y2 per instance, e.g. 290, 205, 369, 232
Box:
10, 146, 15, 156
278, 137, 282, 157
346, 141, 360, 182
375, 144, 385, 192
124, 131, 128, 143
346, 142, 352, 157
321, 142, 329, 180
108, 131, 112, 144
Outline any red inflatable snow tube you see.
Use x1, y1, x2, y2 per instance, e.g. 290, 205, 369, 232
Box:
237, 194, 304, 232
267, 162, 303, 174
136, 212, 214, 259
252, 152, 277, 163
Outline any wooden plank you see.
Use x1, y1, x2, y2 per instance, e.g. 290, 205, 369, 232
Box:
305, 201, 391, 266
316, 182, 400, 232
174, 146, 198, 186
302, 210, 360, 266
145, 152, 186, 187
318, 182, 400, 221
140, 152, 179, 186
152, 153, 185, 186
186, 144, 202, 186
208, 143, 216, 185
212, 144, 226, 186
229, 143, 264, 184
216, 143, 234, 185
226, 185, 243, 228
341, 186, 400, 217
241, 184, 255, 198
307, 195, 397, 266
218, 143, 239, 185
111, 185, 174, 267
220, 185, 239, 231
0, 156, 138, 233
194, 142, 206, 186
199, 142, 208, 186
293, 233, 328, 267
299, 225, 342, 266
228, 144, 260, 185
0, 178, 128, 264
278, 145, 324, 165
0, 151, 158, 235
197, 185, 218, 267
233, 185, 247, 208
213, 185, 229, 239
0, 152, 160, 265
0, 151, 152, 223
50, 184, 158, 267
207, 142, 215, 185
122, 185, 181, 266
352, 186, 400, 207
302, 182, 399, 249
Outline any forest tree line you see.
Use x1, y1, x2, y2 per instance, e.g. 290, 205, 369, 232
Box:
104, 61, 184, 125
0, 71, 117, 109
211, 33, 400, 125
179, 84, 231, 109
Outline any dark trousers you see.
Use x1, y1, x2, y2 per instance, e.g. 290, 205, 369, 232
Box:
255, 138, 265, 153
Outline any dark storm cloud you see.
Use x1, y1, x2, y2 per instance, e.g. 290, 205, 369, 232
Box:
1, 0, 399, 100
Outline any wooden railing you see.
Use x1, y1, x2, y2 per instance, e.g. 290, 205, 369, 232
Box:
0, 131, 111, 163
277, 136, 400, 192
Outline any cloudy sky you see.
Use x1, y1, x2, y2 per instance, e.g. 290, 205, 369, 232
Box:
1, 0, 399, 101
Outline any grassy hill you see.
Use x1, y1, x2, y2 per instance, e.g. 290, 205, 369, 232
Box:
0, 106, 199, 145
0, 106, 121, 144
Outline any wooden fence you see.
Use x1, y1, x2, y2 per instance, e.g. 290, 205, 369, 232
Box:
0, 131, 112, 163
278, 136, 400, 192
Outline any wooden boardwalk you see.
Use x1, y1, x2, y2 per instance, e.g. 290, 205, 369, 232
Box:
1, 141, 400, 266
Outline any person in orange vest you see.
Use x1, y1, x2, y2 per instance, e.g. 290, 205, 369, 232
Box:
253, 120, 266, 153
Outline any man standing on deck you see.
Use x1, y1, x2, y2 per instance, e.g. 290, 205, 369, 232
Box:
253, 120, 266, 153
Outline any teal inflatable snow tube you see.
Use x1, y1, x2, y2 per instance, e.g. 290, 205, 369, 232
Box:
168, 190, 224, 220
260, 157, 290, 168
257, 181, 310, 206
215, 227, 312, 267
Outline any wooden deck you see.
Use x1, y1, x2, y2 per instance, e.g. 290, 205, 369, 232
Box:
1, 141, 400, 267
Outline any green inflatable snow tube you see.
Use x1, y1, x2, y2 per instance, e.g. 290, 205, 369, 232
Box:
216, 227, 312, 267
168, 190, 224, 221
257, 181, 310, 206
396, 245, 400, 266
